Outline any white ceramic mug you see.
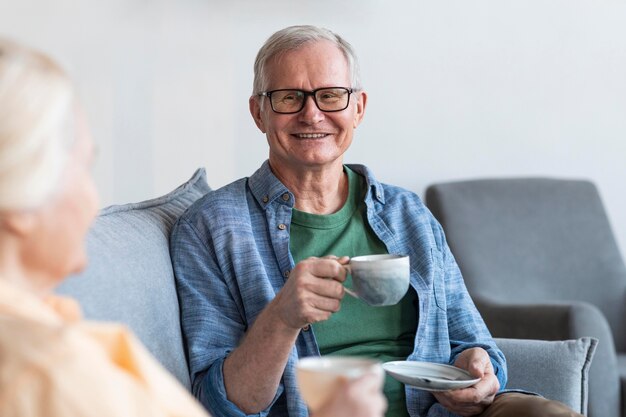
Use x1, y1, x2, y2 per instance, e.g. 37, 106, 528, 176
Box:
344, 254, 410, 306
296, 356, 384, 412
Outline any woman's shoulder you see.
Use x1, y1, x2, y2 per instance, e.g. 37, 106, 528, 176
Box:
0, 314, 79, 388
0, 316, 205, 417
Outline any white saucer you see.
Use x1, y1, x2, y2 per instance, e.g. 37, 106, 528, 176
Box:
383, 361, 480, 392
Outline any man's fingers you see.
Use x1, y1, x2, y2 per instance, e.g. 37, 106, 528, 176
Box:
276, 257, 352, 327
310, 293, 342, 313
444, 381, 493, 405
467, 357, 487, 378
299, 257, 348, 282
434, 389, 490, 416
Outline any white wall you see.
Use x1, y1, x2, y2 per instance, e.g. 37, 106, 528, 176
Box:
1, 0, 625, 256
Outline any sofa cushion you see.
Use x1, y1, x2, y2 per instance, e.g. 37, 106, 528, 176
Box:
616, 354, 626, 417
496, 337, 597, 414
56, 168, 210, 389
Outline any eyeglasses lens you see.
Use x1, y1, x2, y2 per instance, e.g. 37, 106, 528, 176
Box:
270, 88, 350, 114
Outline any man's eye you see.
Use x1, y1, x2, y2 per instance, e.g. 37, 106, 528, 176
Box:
319, 90, 345, 102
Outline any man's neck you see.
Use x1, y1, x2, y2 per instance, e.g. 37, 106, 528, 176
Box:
269, 160, 349, 215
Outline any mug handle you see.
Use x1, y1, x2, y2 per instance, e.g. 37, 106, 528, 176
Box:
344, 287, 359, 299
342, 264, 360, 300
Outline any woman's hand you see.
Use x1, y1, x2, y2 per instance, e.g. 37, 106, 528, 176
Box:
312, 373, 387, 417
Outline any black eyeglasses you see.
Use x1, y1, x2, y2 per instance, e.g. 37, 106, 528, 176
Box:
258, 87, 354, 114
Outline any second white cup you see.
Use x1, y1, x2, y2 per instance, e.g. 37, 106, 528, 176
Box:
296, 356, 384, 412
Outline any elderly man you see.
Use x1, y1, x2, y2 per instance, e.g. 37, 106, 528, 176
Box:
170, 25, 582, 417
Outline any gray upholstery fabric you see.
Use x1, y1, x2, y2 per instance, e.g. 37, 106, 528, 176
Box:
425, 178, 626, 417
496, 337, 597, 415
617, 354, 626, 415
56, 168, 210, 389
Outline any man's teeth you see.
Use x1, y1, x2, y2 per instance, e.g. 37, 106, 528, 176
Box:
296, 133, 327, 138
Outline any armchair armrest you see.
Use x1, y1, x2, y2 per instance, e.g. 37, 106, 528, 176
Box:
476, 301, 613, 343
477, 300, 618, 417
495, 337, 597, 415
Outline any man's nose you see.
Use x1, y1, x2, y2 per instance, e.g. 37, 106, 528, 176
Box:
298, 95, 324, 124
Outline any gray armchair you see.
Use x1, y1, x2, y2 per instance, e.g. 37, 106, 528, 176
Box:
425, 178, 626, 417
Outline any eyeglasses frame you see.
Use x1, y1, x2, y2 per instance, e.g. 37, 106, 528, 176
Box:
257, 87, 355, 114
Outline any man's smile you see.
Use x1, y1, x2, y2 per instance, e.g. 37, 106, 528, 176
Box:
292, 133, 330, 139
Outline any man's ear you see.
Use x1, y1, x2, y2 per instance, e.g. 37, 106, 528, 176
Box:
249, 96, 267, 133
353, 90, 367, 128
0, 211, 37, 238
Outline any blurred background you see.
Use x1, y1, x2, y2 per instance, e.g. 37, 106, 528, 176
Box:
1, 0, 625, 255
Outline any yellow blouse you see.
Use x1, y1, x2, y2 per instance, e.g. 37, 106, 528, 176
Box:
0, 279, 209, 417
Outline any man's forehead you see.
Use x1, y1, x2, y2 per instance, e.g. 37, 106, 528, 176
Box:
264, 41, 350, 87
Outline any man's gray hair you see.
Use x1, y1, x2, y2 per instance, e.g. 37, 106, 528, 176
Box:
252, 25, 362, 95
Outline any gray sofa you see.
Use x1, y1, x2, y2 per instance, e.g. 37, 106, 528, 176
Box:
57, 168, 597, 415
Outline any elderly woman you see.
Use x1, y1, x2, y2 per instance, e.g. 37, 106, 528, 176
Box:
170, 25, 584, 417
0, 38, 385, 417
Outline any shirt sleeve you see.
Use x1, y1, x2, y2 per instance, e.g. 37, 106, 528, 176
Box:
171, 217, 273, 417
437, 228, 508, 390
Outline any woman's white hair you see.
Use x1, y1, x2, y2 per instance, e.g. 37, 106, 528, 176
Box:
0, 38, 75, 211
252, 25, 362, 95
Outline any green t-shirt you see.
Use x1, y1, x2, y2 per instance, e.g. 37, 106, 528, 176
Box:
289, 167, 418, 417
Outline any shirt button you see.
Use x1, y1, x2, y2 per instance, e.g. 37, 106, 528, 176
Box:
282, 193, 290, 201
278, 223, 287, 230
283, 270, 290, 278
302, 324, 310, 332
262, 195, 269, 203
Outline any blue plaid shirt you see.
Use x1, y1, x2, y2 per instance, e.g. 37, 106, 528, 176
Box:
170, 161, 507, 417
